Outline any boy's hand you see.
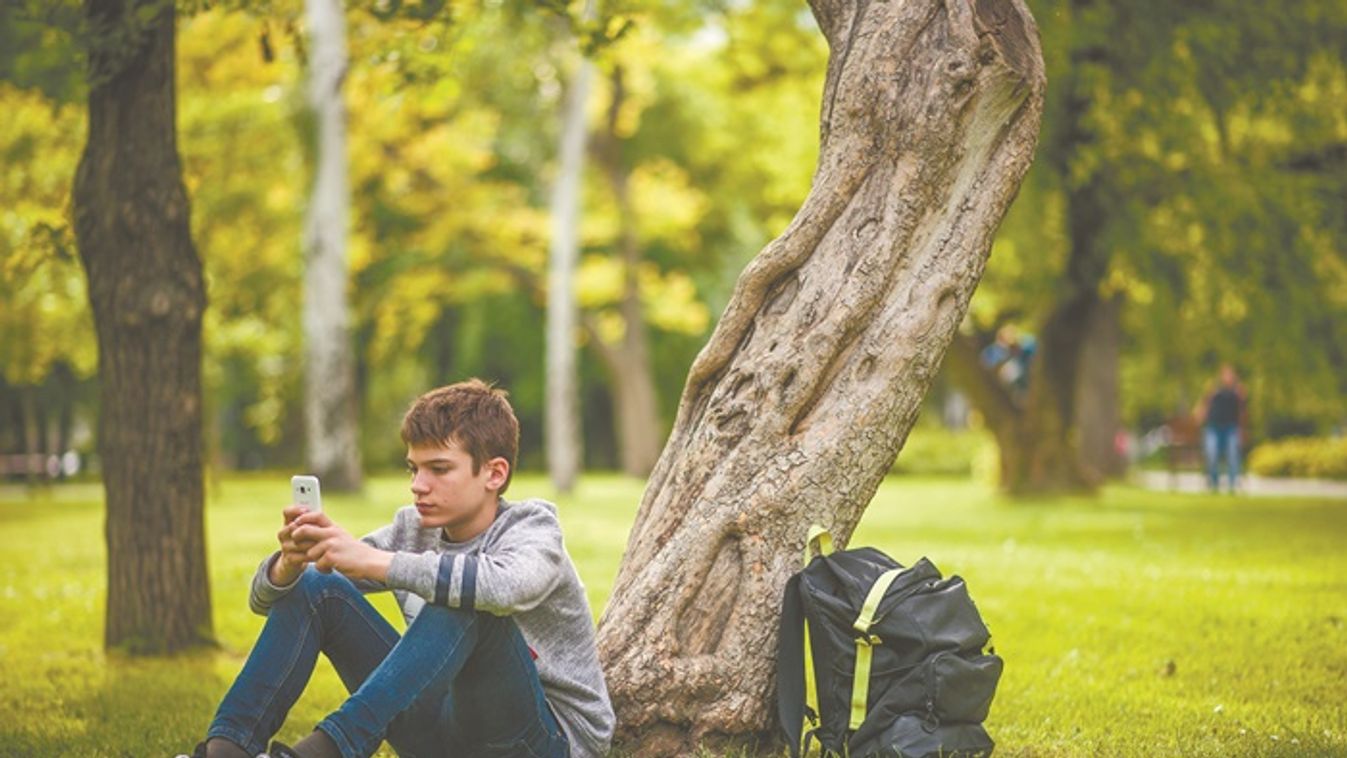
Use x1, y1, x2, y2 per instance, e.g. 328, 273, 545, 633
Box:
293, 521, 393, 583
270, 505, 331, 585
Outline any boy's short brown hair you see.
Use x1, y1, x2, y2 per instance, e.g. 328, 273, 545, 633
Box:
401, 379, 520, 495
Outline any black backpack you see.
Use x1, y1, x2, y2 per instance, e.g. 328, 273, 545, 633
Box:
776, 527, 1003, 757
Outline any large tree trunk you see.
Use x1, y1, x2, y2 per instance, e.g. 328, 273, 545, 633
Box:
595, 0, 1045, 753
594, 65, 663, 478
545, 47, 592, 494
73, 0, 213, 652
302, 0, 362, 492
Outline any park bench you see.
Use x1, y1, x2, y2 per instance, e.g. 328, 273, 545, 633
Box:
1161, 414, 1203, 485
0, 452, 81, 480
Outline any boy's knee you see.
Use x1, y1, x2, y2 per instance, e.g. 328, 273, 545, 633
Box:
411, 602, 479, 625
287, 567, 360, 603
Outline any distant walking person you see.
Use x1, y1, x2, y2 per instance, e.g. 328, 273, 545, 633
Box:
1196, 364, 1246, 492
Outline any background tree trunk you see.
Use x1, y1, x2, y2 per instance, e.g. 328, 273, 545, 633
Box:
73, 0, 213, 652
1076, 293, 1124, 479
987, 170, 1110, 494
545, 43, 592, 494
595, 0, 1045, 752
302, 0, 362, 492
595, 65, 663, 478
944, 60, 1114, 495
946, 307, 1103, 496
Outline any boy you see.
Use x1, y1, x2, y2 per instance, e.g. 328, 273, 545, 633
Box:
180, 379, 614, 758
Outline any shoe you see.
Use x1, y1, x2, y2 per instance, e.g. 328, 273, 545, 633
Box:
173, 743, 206, 758
260, 741, 303, 758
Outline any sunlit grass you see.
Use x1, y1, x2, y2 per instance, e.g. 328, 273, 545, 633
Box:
0, 474, 1343, 756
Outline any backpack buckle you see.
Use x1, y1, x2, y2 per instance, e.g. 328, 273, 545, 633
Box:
855, 633, 882, 647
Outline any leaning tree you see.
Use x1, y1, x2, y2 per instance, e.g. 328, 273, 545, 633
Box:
594, 0, 1045, 753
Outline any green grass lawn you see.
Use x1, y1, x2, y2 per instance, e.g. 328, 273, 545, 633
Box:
1, 474, 1344, 756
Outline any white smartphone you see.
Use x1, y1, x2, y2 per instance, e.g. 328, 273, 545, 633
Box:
291, 475, 322, 514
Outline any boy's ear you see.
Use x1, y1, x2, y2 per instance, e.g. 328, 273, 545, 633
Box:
486, 457, 510, 490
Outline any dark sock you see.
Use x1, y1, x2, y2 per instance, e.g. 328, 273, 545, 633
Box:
290, 730, 342, 758
205, 737, 251, 758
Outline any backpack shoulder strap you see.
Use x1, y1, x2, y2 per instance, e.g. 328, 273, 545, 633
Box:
849, 567, 904, 731
805, 524, 834, 562
776, 572, 808, 758
778, 525, 834, 758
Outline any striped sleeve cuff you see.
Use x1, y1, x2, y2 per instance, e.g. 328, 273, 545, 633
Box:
434, 553, 455, 606
461, 556, 478, 612
424, 553, 475, 610
420, 552, 479, 611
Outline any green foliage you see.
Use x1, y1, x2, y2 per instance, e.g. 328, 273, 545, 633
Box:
0, 84, 95, 386
0, 0, 83, 103
1248, 436, 1347, 480
890, 425, 997, 479
3, 0, 1344, 472
975, 0, 1347, 437
177, 9, 308, 459
2, 475, 1345, 755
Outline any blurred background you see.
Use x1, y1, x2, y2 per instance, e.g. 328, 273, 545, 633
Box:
1, 0, 1345, 491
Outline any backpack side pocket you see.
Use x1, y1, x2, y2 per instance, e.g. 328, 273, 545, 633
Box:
927, 651, 1003, 724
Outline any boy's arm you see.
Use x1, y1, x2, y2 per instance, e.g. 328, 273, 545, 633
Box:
386, 505, 566, 616
291, 519, 403, 590
250, 515, 404, 615
249, 504, 323, 615
249, 552, 302, 615
343, 521, 398, 591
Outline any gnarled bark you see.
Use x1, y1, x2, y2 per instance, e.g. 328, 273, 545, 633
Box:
595, 0, 1045, 753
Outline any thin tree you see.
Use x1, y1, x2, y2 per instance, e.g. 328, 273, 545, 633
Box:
73, 0, 213, 652
594, 0, 1045, 752
545, 8, 594, 494
302, 0, 362, 491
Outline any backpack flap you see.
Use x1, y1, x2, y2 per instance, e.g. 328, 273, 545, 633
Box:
870, 574, 991, 662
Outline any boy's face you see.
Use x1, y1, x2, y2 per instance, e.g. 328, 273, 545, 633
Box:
406, 440, 508, 541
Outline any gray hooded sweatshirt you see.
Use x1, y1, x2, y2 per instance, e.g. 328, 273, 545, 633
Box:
249, 497, 614, 758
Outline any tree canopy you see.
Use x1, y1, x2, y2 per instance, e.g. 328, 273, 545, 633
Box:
2, 0, 1344, 474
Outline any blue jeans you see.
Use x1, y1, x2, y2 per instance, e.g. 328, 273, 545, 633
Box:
1203, 424, 1241, 491
206, 568, 569, 758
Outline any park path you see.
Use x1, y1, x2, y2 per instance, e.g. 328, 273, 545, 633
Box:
1133, 470, 1347, 498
